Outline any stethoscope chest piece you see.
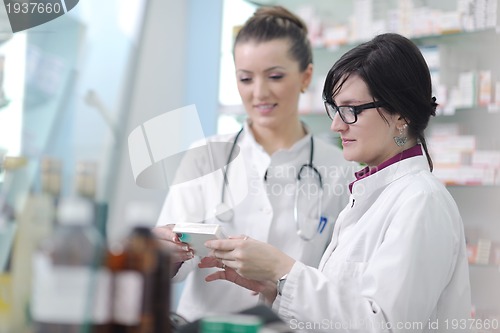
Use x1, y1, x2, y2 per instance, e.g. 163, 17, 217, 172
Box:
214, 202, 234, 222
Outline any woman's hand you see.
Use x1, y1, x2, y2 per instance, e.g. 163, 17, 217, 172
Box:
203, 236, 295, 283
152, 224, 194, 274
198, 257, 278, 304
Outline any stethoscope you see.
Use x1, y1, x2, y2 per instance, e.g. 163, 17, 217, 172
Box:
214, 126, 325, 241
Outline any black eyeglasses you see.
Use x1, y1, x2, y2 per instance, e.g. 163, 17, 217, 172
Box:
324, 100, 387, 124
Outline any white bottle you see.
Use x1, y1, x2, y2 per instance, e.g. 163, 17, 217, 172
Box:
30, 196, 111, 333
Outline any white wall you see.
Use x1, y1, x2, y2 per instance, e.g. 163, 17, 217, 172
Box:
107, 0, 189, 242
107, 0, 224, 243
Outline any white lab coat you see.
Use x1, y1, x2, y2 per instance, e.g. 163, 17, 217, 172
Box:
273, 148, 472, 332
157, 121, 356, 321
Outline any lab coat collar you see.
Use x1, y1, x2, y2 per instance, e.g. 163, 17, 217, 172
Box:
240, 120, 270, 180
240, 119, 312, 180
242, 120, 264, 153
349, 144, 423, 193
241, 119, 312, 156
350, 145, 429, 199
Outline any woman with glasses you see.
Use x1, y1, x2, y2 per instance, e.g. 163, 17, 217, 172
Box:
201, 33, 472, 331
153, 6, 355, 321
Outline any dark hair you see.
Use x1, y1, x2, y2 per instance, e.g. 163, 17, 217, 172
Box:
234, 6, 312, 71
322, 33, 437, 171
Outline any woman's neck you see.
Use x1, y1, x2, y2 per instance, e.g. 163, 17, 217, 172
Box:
249, 119, 306, 155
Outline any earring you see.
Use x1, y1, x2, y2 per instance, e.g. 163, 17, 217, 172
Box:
300, 87, 306, 93
394, 124, 408, 147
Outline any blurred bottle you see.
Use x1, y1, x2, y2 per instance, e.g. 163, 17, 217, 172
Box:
106, 202, 171, 333
10, 156, 56, 332
40, 157, 62, 205
75, 160, 97, 201
31, 196, 111, 333
10, 193, 55, 332
75, 160, 108, 240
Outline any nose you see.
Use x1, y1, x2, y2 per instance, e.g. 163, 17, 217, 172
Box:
330, 112, 348, 133
253, 78, 270, 99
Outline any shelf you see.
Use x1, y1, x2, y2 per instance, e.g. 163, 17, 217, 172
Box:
434, 107, 500, 117
313, 28, 499, 54
446, 184, 500, 188
469, 263, 500, 271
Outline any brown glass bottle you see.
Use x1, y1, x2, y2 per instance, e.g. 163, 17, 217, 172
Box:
107, 226, 171, 333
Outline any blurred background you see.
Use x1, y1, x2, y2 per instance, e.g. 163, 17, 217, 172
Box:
0, 0, 499, 331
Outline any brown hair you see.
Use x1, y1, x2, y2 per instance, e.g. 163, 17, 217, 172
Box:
234, 6, 312, 71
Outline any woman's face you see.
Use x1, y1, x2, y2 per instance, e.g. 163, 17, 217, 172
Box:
330, 74, 404, 167
234, 39, 312, 131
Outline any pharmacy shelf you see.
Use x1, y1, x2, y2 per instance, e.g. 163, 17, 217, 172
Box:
313, 28, 499, 54
469, 264, 500, 271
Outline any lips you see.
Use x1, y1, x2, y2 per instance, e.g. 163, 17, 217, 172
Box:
341, 138, 355, 145
254, 103, 276, 114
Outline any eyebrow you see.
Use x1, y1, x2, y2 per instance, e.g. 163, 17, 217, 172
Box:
336, 99, 371, 105
236, 66, 287, 74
